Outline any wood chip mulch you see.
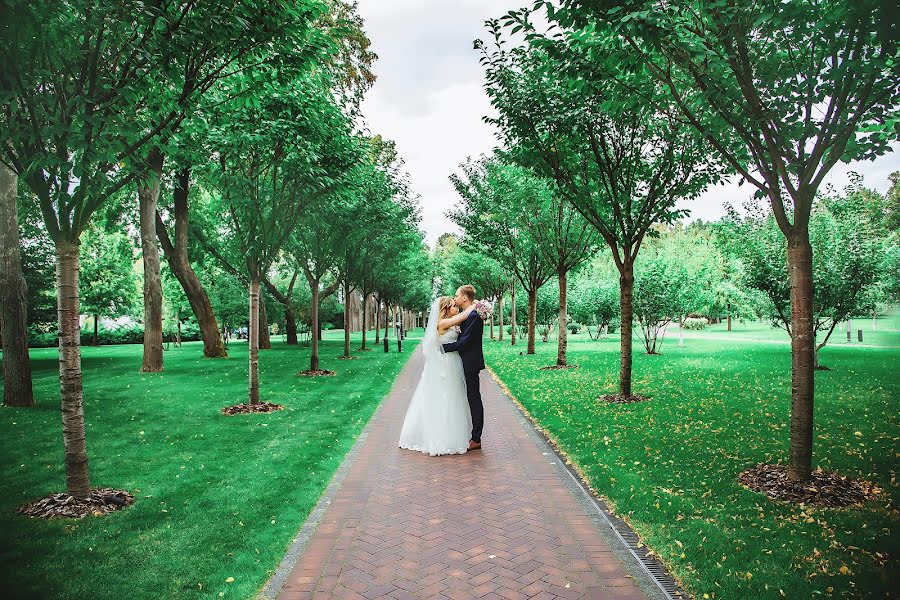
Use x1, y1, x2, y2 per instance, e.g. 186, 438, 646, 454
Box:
539, 364, 578, 371
297, 369, 336, 376
739, 463, 877, 507
336, 355, 359, 360
17, 488, 134, 519
220, 401, 283, 415
598, 393, 650, 404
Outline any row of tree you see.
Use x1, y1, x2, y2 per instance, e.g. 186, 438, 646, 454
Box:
0, 1, 431, 505
449, 0, 898, 486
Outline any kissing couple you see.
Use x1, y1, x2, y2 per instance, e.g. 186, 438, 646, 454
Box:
398, 285, 490, 456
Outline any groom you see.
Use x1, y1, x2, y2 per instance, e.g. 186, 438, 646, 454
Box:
441, 284, 485, 451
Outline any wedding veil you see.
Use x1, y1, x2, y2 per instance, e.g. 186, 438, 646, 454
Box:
421, 297, 442, 362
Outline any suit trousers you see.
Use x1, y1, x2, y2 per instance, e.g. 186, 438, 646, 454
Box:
464, 369, 484, 442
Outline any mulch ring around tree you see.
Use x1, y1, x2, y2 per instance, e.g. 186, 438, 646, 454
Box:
739, 463, 878, 508
598, 393, 650, 404
336, 355, 359, 360
539, 364, 578, 371
297, 369, 335, 376
18, 488, 135, 519
220, 401, 283, 415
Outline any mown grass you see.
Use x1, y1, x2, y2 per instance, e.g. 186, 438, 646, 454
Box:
485, 314, 898, 599
0, 332, 417, 600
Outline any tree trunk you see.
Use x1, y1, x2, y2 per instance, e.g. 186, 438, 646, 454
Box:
510, 282, 517, 346
248, 278, 260, 404
384, 301, 389, 340
93, 315, 99, 346
175, 308, 182, 347
360, 292, 369, 350
285, 307, 298, 345
619, 260, 635, 397
56, 242, 91, 497
375, 299, 381, 344
0, 162, 34, 407
527, 287, 537, 355
310, 282, 320, 371
257, 293, 271, 349
342, 282, 351, 358
786, 232, 815, 481
557, 269, 568, 366
489, 301, 495, 339
155, 167, 226, 358
139, 151, 165, 372
727, 313, 732, 332
498, 295, 504, 342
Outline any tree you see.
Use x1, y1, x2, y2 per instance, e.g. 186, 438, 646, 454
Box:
450, 158, 554, 355
1, 0, 207, 498
80, 223, 138, 346
480, 27, 721, 398
555, 0, 900, 480
207, 69, 353, 405
633, 252, 685, 354
289, 192, 349, 372
155, 167, 227, 358
0, 163, 33, 406
569, 259, 619, 339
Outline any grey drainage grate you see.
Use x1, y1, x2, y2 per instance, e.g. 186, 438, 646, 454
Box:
501, 390, 691, 600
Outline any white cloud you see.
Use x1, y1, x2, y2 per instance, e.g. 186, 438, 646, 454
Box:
357, 1, 899, 245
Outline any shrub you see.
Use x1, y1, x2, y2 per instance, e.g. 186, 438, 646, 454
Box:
682, 317, 709, 330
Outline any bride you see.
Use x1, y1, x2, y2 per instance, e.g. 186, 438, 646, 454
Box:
398, 296, 475, 456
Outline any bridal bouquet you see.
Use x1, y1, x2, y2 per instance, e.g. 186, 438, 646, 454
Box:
473, 299, 494, 321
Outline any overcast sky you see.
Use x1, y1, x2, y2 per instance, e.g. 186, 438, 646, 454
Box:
356, 0, 899, 248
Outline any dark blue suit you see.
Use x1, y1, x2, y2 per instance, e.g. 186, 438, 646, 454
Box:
442, 311, 485, 442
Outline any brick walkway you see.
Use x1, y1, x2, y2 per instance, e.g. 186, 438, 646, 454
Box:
274, 348, 651, 600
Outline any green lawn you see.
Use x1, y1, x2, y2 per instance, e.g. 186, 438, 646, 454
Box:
485, 314, 898, 599
0, 332, 417, 600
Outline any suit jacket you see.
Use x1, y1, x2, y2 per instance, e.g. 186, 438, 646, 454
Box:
442, 311, 485, 373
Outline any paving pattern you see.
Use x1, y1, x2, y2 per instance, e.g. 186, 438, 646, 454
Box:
276, 348, 650, 600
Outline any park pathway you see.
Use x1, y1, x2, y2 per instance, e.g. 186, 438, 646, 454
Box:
269, 348, 654, 600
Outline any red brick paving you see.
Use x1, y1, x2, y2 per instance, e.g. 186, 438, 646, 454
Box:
278, 349, 648, 600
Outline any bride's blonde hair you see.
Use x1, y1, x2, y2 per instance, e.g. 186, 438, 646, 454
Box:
438, 296, 455, 320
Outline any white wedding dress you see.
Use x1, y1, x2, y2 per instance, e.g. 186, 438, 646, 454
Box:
398, 300, 472, 456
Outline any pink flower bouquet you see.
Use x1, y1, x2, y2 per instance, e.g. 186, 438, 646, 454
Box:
473, 299, 494, 321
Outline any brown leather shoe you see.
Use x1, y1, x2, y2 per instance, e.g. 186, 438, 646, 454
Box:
467, 440, 482, 451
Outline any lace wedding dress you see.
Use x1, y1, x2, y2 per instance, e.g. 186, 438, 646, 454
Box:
398, 301, 472, 456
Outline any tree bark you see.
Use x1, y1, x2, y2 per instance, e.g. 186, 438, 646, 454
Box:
248, 277, 260, 404
786, 232, 815, 481
342, 281, 352, 358
310, 282, 320, 371
155, 167, 226, 358
257, 293, 271, 349
285, 308, 298, 345
527, 287, 537, 355
360, 292, 369, 350
510, 282, 517, 346
557, 269, 568, 366
498, 295, 504, 342
375, 299, 381, 344
619, 260, 635, 397
0, 162, 34, 407
489, 301, 495, 339
57, 242, 91, 497
727, 314, 732, 331
93, 315, 99, 346
139, 150, 165, 372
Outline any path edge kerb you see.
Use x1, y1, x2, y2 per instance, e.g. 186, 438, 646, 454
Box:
257, 347, 421, 600
486, 365, 691, 600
